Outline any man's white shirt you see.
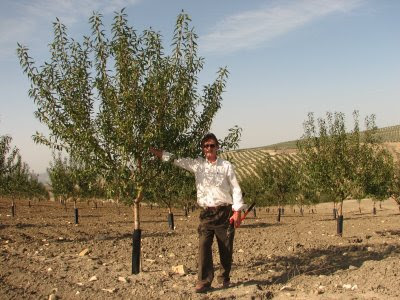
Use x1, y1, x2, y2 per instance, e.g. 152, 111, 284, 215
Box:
162, 151, 246, 212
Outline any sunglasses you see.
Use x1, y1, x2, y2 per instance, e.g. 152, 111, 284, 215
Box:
203, 144, 216, 149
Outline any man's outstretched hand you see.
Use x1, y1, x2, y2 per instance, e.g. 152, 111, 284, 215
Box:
229, 210, 242, 228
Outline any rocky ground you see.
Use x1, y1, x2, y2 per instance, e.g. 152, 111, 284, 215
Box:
0, 197, 399, 299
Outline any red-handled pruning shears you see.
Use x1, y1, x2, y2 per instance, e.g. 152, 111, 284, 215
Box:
229, 202, 256, 227
240, 202, 256, 222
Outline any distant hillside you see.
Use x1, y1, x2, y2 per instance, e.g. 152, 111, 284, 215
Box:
254, 124, 400, 151
222, 124, 400, 181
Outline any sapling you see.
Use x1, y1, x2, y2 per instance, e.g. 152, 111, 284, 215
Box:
18, 10, 239, 274
297, 111, 382, 236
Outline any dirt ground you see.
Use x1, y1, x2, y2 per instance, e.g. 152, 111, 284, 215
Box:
1, 197, 399, 300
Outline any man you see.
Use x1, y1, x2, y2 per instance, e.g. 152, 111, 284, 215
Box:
150, 133, 245, 293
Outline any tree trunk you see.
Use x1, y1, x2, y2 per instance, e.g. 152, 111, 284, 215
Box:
336, 200, 344, 236
168, 206, 174, 230
133, 188, 143, 230
11, 200, 15, 217
277, 207, 281, 222
132, 187, 143, 274
338, 201, 343, 216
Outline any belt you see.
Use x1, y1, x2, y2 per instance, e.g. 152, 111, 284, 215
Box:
203, 205, 230, 211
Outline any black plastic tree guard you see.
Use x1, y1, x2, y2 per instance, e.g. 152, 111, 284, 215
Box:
337, 215, 343, 236
168, 213, 174, 230
333, 208, 337, 219
132, 229, 142, 274
74, 208, 79, 224
277, 209, 281, 222
11, 203, 15, 217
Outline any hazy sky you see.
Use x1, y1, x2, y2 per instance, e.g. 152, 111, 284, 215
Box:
1, 0, 399, 174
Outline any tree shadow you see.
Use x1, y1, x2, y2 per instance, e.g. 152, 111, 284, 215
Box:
141, 219, 168, 223
54, 230, 179, 243
319, 218, 340, 222
239, 243, 399, 289
143, 231, 178, 238
345, 215, 381, 220
375, 229, 400, 237
280, 214, 311, 218
13, 223, 53, 229
240, 222, 274, 229
106, 220, 133, 225
384, 213, 400, 217
77, 214, 102, 218
58, 232, 134, 243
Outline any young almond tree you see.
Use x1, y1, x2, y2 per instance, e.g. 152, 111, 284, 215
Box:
293, 156, 320, 216
390, 164, 400, 212
298, 111, 379, 235
18, 10, 239, 273
48, 155, 75, 206
256, 153, 299, 221
0, 134, 19, 197
48, 154, 101, 208
240, 174, 265, 207
1, 132, 48, 203
360, 145, 394, 214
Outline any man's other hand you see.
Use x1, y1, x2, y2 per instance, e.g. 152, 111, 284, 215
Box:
229, 211, 242, 228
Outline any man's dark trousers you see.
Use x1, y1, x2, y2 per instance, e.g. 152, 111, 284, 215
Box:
197, 205, 235, 285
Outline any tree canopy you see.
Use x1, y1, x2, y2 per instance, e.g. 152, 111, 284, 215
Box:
17, 10, 240, 229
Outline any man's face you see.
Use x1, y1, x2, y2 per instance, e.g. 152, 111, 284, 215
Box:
202, 138, 218, 161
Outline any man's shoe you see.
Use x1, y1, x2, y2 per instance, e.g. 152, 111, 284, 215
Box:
222, 280, 230, 288
195, 282, 211, 293
217, 277, 230, 288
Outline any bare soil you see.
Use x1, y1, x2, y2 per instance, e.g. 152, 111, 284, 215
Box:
1, 198, 399, 299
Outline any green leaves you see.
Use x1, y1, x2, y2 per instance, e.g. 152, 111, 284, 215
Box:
0, 133, 48, 199
18, 10, 236, 206
297, 110, 393, 205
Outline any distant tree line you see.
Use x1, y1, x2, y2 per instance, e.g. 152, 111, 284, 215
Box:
238, 111, 400, 234
241, 111, 400, 209
0, 132, 48, 200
